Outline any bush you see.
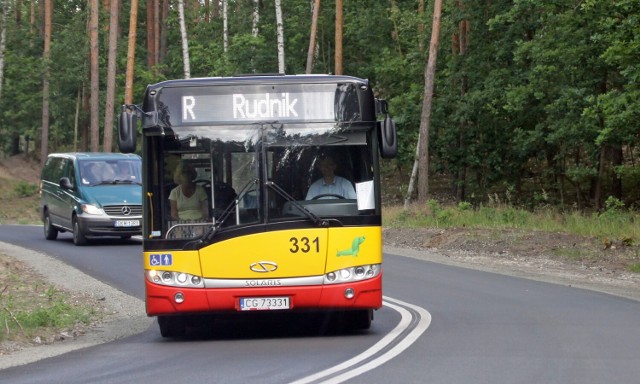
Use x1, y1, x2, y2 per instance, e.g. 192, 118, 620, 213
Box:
14, 181, 38, 197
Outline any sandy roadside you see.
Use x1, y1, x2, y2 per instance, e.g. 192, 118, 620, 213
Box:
0, 242, 153, 370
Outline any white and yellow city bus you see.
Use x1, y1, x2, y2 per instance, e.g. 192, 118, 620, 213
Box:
118, 74, 397, 337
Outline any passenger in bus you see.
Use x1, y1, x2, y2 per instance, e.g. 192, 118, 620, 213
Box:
305, 155, 356, 200
169, 163, 210, 221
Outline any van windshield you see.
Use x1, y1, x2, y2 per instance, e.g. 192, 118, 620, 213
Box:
79, 159, 142, 186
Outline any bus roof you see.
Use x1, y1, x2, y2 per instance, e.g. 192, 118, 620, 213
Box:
145, 74, 369, 92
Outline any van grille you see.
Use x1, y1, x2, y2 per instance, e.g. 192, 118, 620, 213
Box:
103, 205, 142, 217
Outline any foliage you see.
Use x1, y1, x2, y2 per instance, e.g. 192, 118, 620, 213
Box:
0, 0, 638, 209
384, 202, 640, 247
13, 181, 38, 197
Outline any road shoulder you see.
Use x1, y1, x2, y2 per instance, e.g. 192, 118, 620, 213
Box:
0, 242, 153, 370
385, 245, 640, 302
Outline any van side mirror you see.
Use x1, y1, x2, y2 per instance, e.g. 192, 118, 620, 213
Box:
118, 106, 138, 153
59, 177, 73, 190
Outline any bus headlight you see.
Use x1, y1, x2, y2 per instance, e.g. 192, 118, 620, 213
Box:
323, 264, 381, 284
146, 270, 204, 288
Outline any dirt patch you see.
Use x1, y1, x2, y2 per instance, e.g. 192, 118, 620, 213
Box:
0, 155, 41, 184
0, 154, 41, 225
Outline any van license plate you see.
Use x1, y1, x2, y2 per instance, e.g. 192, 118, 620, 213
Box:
239, 297, 290, 311
115, 220, 140, 227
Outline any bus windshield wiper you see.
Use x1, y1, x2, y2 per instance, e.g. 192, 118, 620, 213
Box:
186, 179, 258, 249
214, 179, 258, 228
266, 181, 332, 227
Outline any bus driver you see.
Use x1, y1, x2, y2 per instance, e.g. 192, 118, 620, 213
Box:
305, 155, 356, 200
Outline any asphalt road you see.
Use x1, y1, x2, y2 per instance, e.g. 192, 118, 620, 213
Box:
1, 224, 639, 384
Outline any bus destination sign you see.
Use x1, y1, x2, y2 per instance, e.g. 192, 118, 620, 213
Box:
178, 91, 336, 123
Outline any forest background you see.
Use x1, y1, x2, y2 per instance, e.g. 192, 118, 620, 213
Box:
0, 0, 639, 212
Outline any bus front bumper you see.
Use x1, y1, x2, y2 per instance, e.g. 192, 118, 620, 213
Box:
145, 274, 382, 317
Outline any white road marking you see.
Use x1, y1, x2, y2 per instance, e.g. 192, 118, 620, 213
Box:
290, 296, 431, 384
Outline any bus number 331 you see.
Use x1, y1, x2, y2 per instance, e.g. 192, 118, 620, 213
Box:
289, 236, 320, 253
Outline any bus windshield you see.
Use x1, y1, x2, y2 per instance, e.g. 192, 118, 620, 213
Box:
155, 122, 375, 240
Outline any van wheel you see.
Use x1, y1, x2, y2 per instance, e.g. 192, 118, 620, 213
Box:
43, 211, 58, 240
72, 217, 88, 246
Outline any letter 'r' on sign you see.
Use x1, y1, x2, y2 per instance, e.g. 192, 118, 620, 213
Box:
183, 96, 196, 120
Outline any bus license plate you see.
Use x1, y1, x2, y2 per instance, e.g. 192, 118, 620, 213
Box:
239, 297, 290, 311
115, 220, 140, 227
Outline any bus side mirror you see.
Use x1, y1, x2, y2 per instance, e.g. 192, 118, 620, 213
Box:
118, 106, 138, 153
379, 114, 397, 158
375, 99, 389, 115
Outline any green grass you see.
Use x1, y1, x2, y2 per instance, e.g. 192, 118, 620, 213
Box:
0, 267, 99, 343
383, 199, 640, 246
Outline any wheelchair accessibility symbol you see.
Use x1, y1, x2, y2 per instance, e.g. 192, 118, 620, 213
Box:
150, 253, 172, 266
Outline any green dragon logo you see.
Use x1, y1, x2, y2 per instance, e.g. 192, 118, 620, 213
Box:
337, 236, 366, 257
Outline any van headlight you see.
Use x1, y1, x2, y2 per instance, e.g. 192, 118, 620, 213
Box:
81, 204, 104, 215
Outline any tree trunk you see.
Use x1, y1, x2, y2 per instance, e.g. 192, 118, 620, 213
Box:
404, 145, 420, 209
334, 0, 343, 75
80, 84, 90, 151
103, 0, 119, 152
124, 0, 138, 105
305, 0, 320, 74
275, 0, 285, 74
611, 144, 623, 200
417, 0, 443, 203
455, 17, 470, 202
30, 0, 35, 36
89, 0, 100, 152
146, 0, 156, 67
404, 0, 426, 208
74, 88, 81, 152
159, 0, 168, 64
418, 0, 425, 52
178, 0, 191, 78
154, 0, 160, 68
251, 0, 260, 37
40, 0, 52, 166
14, 0, 20, 27
594, 144, 606, 211
222, 0, 228, 53
38, 0, 43, 37
212, 0, 219, 18
0, 0, 7, 97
